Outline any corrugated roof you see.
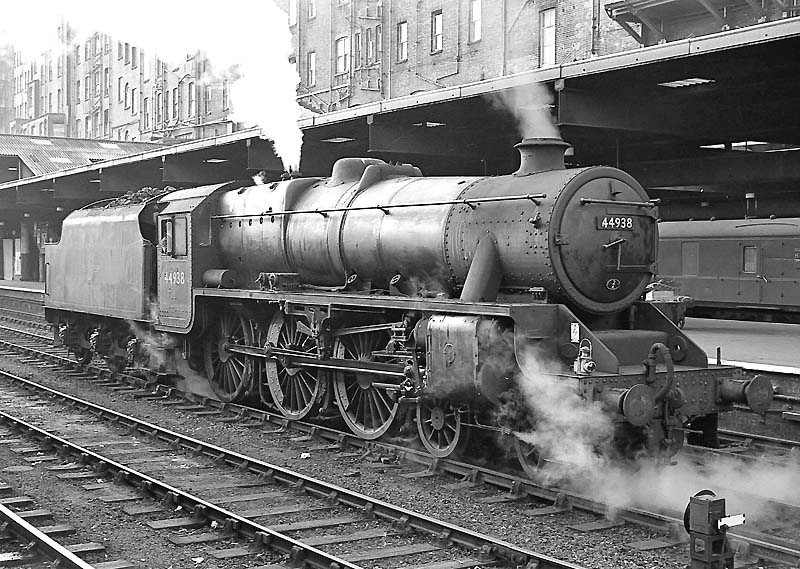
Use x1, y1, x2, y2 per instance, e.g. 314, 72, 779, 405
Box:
0, 134, 163, 177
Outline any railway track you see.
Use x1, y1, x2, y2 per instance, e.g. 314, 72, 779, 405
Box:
0, 489, 129, 568
2, 292, 800, 563
0, 325, 799, 567
0, 367, 586, 569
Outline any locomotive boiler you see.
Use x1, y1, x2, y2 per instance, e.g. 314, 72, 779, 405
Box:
44, 138, 773, 471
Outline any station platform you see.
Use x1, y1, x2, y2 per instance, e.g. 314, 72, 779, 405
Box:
683, 317, 800, 375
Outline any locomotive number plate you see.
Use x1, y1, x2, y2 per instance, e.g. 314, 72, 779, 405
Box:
597, 216, 634, 230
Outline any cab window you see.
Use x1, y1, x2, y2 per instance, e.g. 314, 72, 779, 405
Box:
173, 216, 188, 256
159, 215, 188, 257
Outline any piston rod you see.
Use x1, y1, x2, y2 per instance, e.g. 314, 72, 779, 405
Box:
224, 344, 406, 378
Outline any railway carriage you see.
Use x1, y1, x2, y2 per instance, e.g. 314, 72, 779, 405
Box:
658, 217, 800, 321
44, 138, 772, 471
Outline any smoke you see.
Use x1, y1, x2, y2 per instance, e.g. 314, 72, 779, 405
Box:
512, 342, 616, 485
488, 83, 560, 139
509, 341, 800, 526
594, 454, 800, 525
1, 0, 303, 169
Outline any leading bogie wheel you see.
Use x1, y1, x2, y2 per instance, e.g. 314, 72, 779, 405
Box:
416, 398, 468, 458
514, 436, 545, 477
264, 311, 325, 420
332, 327, 399, 440
203, 310, 254, 403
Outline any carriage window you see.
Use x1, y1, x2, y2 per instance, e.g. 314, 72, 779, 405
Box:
173, 216, 188, 257
681, 242, 699, 276
742, 246, 757, 273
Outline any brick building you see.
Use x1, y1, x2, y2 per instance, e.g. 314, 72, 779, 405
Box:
0, 45, 13, 135
286, 0, 800, 118
8, 23, 234, 142
285, 0, 639, 113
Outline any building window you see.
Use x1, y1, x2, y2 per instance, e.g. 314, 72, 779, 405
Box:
57, 58, 62, 77
366, 28, 374, 64
103, 68, 109, 96
75, 45, 80, 64
124, 82, 130, 108
124, 43, 130, 64
172, 87, 178, 118
48, 93, 52, 113
84, 41, 90, 60
48, 62, 53, 81
144, 97, 150, 128
156, 92, 162, 124
540, 8, 556, 66
117, 41, 123, 59
335, 36, 350, 74
204, 86, 211, 114
469, 0, 481, 42
289, 0, 297, 25
85, 116, 90, 137
306, 52, 316, 86
131, 87, 137, 114
188, 82, 195, 116
118, 77, 123, 102
104, 109, 109, 135
742, 246, 758, 273
222, 80, 228, 110
397, 21, 408, 62
93, 70, 100, 97
165, 89, 170, 120
131, 46, 137, 68
376, 24, 383, 54
431, 10, 443, 53
354, 32, 362, 68
308, 0, 316, 19
93, 111, 100, 137
75, 118, 80, 137
76, 79, 81, 102
57, 89, 62, 112
85, 75, 90, 100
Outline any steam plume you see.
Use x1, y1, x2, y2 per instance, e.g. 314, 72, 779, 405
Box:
2, 0, 303, 169
514, 343, 615, 485
511, 342, 800, 526
488, 83, 560, 140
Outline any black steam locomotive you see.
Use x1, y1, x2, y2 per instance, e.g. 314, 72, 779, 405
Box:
44, 138, 772, 471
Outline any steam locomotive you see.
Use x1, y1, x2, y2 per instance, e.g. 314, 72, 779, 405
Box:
44, 138, 772, 471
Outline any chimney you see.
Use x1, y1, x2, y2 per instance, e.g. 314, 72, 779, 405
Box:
514, 137, 571, 176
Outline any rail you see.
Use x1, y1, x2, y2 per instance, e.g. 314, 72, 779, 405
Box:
0, 502, 96, 569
